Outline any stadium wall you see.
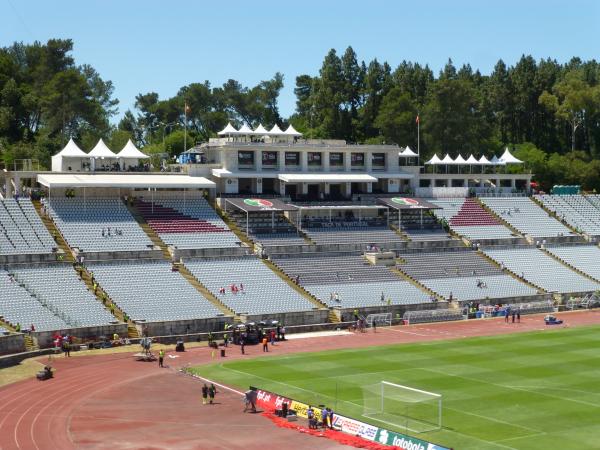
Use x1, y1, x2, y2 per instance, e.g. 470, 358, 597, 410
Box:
338, 302, 450, 322
263, 240, 464, 256
0, 333, 26, 355
239, 309, 329, 327
33, 323, 128, 348
0, 253, 61, 265
139, 316, 233, 337
176, 247, 249, 258
79, 249, 165, 261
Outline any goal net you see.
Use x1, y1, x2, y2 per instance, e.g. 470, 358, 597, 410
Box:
362, 381, 442, 434
366, 313, 392, 328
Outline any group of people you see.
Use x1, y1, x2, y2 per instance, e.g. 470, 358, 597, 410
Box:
504, 306, 521, 323
307, 405, 334, 430
53, 332, 73, 356
201, 383, 218, 404
101, 227, 123, 237
329, 292, 341, 303
219, 283, 244, 295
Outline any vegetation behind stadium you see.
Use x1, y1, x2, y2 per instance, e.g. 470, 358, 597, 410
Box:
1, 40, 600, 191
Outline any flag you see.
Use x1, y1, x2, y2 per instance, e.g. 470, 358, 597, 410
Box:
185, 102, 191, 114
415, 115, 420, 124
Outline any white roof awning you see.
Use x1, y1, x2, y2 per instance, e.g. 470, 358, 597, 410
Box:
425, 154, 442, 165
284, 124, 302, 136
278, 173, 377, 183
253, 124, 269, 135
465, 154, 480, 164
500, 147, 523, 164
400, 146, 419, 157
56, 138, 87, 157
117, 140, 149, 159
88, 139, 117, 158
441, 154, 455, 164
37, 174, 216, 189
211, 169, 279, 179
217, 123, 239, 135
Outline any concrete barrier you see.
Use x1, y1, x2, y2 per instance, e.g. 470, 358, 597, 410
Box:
0, 333, 26, 355
0, 253, 59, 265
138, 316, 234, 337
239, 309, 329, 327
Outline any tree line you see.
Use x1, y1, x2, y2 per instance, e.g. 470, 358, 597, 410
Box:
1, 40, 600, 190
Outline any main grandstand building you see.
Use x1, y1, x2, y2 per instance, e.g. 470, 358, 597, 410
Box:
1, 125, 599, 353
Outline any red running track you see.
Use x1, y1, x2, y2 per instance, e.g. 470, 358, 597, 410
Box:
1, 310, 600, 450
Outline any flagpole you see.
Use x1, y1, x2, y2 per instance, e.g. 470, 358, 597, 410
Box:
184, 102, 187, 153
416, 113, 420, 166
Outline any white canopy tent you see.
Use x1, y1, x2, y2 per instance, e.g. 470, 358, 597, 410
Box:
268, 124, 285, 135
51, 138, 87, 172
500, 148, 523, 164
217, 123, 239, 136
116, 139, 149, 171
284, 124, 302, 137
425, 154, 442, 165
238, 124, 253, 134
478, 155, 493, 165
441, 154, 455, 164
465, 154, 480, 165
253, 124, 269, 136
490, 155, 506, 166
400, 146, 419, 157
88, 139, 117, 171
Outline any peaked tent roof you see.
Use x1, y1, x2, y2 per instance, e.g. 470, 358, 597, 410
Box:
441, 154, 455, 164
57, 138, 87, 157
465, 154, 480, 164
490, 155, 506, 165
253, 124, 269, 135
284, 124, 302, 136
400, 146, 418, 157
238, 123, 253, 134
117, 139, 149, 159
478, 155, 492, 165
500, 147, 523, 164
88, 139, 117, 158
268, 124, 285, 135
425, 154, 442, 165
217, 123, 239, 135
454, 154, 467, 164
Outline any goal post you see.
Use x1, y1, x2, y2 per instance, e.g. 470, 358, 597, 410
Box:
362, 381, 442, 434
365, 313, 392, 328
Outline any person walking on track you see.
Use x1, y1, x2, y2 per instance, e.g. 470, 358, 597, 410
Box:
158, 349, 165, 367
202, 384, 209, 405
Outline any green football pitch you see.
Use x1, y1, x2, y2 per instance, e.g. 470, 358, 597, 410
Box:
190, 325, 600, 450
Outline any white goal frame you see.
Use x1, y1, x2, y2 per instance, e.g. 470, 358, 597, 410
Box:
363, 381, 442, 433
366, 313, 392, 327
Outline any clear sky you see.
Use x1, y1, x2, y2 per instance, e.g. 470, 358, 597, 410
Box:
1, 0, 598, 122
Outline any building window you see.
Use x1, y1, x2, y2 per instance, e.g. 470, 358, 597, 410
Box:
330, 152, 344, 167
351, 152, 364, 167
262, 151, 278, 167
285, 152, 300, 166
308, 152, 322, 166
238, 151, 254, 167
372, 153, 385, 169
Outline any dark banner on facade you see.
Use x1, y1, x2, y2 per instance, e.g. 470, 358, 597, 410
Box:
238, 151, 254, 165
351, 153, 365, 165
285, 152, 300, 165
262, 151, 278, 165
226, 198, 298, 212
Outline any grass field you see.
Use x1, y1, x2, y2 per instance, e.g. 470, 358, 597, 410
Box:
190, 325, 600, 450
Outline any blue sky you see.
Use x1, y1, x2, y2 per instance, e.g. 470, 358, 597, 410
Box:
1, 0, 598, 122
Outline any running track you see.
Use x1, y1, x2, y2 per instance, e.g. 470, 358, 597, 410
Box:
1, 310, 599, 450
